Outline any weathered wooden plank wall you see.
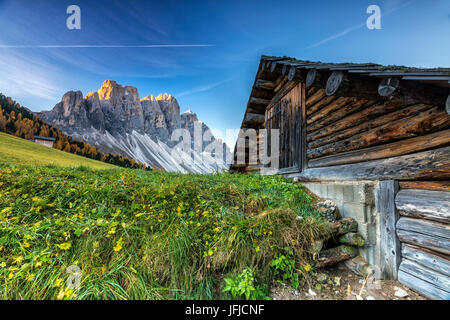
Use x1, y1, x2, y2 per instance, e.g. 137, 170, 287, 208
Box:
395, 186, 450, 300
302, 77, 450, 175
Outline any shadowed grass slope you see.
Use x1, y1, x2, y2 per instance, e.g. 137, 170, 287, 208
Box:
0, 163, 331, 299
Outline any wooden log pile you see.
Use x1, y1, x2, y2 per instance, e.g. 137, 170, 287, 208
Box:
312, 217, 366, 268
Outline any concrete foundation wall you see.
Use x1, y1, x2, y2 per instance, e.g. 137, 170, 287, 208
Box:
302, 181, 382, 276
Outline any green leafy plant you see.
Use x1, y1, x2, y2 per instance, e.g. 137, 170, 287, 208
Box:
222, 267, 269, 300
270, 248, 300, 289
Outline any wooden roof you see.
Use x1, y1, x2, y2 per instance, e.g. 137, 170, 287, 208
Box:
230, 55, 450, 171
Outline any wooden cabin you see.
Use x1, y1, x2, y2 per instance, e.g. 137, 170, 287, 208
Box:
33, 136, 56, 148
230, 56, 450, 299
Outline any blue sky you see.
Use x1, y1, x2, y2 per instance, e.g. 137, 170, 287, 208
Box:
0, 0, 449, 146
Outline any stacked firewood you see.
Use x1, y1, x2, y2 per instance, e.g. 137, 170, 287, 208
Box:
312, 202, 365, 268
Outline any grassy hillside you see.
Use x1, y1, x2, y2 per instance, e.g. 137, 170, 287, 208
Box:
0, 159, 332, 300
0, 132, 116, 169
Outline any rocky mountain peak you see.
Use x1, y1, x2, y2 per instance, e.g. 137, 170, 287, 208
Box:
155, 93, 174, 101
141, 94, 155, 101
37, 80, 230, 173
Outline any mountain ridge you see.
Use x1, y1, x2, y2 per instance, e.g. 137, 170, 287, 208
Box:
38, 80, 230, 173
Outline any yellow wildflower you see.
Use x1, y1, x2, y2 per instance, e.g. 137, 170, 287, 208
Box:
56, 242, 71, 250
304, 264, 311, 272
13, 256, 23, 264
113, 237, 123, 252
54, 279, 63, 287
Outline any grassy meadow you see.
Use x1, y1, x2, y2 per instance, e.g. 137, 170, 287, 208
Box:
0, 133, 332, 300
0, 132, 116, 169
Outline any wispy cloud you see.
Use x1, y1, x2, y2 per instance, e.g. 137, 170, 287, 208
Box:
0, 50, 63, 103
177, 79, 232, 98
307, 0, 417, 49
0, 44, 214, 48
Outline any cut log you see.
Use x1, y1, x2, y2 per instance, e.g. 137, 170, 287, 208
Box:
317, 245, 359, 268
399, 181, 450, 192
344, 256, 375, 277
398, 269, 450, 300
330, 217, 358, 236
288, 66, 296, 81
308, 107, 450, 159
396, 189, 450, 224
326, 71, 347, 96
378, 77, 400, 97
396, 217, 450, 255
270, 61, 277, 73
286, 146, 450, 181
316, 218, 358, 242
339, 233, 365, 247
399, 259, 450, 295
306, 69, 317, 88
282, 64, 288, 76
402, 244, 450, 277
308, 130, 450, 168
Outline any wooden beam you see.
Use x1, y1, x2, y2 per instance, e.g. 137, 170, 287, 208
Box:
395, 189, 450, 224
323, 72, 381, 100
307, 106, 450, 159
305, 88, 326, 108
396, 217, 450, 255
376, 180, 401, 280
267, 81, 298, 109
398, 268, 450, 300
249, 97, 271, 106
398, 259, 450, 300
307, 99, 371, 132
255, 79, 275, 90
402, 244, 450, 278
301, 83, 307, 171
306, 95, 337, 116
308, 129, 450, 168
307, 97, 355, 126
286, 146, 450, 181
274, 76, 288, 93
306, 99, 407, 143
243, 112, 265, 127
399, 181, 450, 192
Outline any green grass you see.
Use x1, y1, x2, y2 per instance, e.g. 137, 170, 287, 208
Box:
0, 154, 332, 300
0, 132, 116, 169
